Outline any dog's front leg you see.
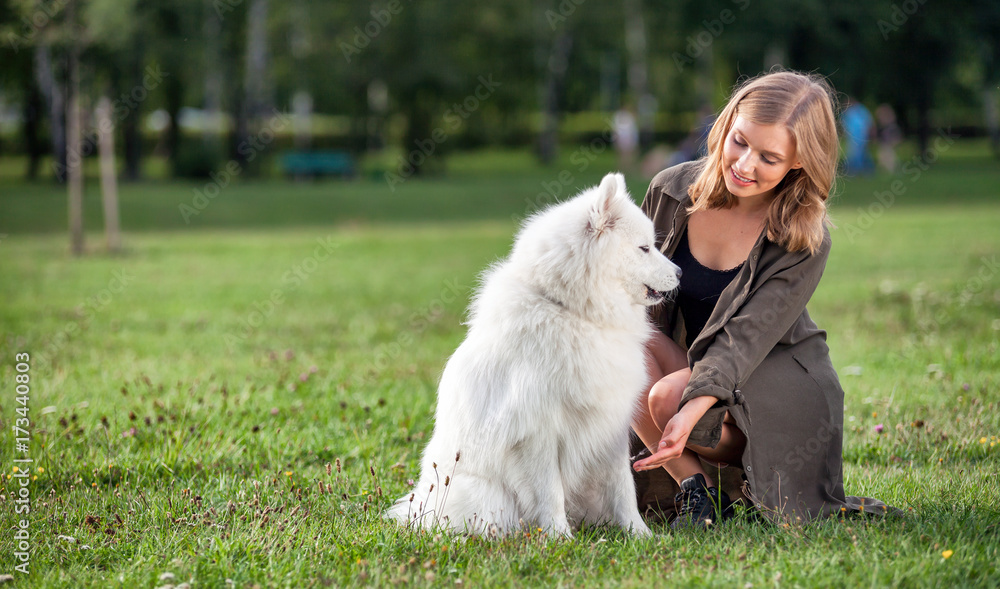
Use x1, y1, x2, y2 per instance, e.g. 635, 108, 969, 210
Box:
539, 483, 574, 538
607, 454, 653, 537
517, 460, 573, 537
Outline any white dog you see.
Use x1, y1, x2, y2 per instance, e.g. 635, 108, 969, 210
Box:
386, 173, 680, 537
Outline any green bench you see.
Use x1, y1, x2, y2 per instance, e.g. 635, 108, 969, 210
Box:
281, 151, 356, 178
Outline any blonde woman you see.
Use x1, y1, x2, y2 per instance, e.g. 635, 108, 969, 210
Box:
632, 70, 893, 527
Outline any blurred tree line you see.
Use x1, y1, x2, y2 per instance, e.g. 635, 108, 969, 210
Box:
0, 0, 998, 182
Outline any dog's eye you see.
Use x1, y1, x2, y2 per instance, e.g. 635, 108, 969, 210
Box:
639, 246, 650, 253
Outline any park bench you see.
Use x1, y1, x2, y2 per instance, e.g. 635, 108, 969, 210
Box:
281, 150, 356, 178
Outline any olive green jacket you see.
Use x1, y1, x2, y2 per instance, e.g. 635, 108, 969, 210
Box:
639, 160, 896, 522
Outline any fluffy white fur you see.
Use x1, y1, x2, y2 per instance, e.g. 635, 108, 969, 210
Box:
386, 173, 680, 537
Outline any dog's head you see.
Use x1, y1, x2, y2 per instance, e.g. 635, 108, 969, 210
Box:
511, 172, 680, 313
584, 173, 680, 307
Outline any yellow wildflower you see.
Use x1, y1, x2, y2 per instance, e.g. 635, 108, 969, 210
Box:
942, 550, 953, 559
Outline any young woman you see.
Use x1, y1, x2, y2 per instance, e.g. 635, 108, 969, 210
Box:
631, 70, 893, 527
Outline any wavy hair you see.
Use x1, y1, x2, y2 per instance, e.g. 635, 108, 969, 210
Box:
688, 70, 839, 254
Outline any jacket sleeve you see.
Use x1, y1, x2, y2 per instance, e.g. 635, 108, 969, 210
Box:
681, 232, 832, 447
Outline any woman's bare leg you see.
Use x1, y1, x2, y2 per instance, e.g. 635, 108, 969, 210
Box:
635, 332, 718, 487
633, 331, 686, 452
637, 331, 749, 487
690, 413, 746, 466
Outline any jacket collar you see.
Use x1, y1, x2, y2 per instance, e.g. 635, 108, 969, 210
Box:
656, 159, 706, 257
658, 159, 705, 206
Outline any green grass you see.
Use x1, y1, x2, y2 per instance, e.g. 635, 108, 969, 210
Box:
0, 144, 998, 587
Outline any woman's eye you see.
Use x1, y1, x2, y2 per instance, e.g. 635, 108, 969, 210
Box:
761, 156, 775, 165
639, 246, 650, 253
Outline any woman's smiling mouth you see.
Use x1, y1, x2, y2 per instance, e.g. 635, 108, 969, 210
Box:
730, 167, 755, 186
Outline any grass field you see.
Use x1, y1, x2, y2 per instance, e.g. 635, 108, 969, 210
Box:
0, 144, 998, 587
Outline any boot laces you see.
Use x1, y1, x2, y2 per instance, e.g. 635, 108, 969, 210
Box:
675, 487, 712, 516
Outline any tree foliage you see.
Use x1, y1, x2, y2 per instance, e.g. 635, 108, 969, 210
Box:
0, 0, 996, 175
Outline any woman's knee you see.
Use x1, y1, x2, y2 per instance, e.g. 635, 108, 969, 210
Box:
647, 376, 685, 429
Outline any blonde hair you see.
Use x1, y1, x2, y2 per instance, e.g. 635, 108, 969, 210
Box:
688, 70, 839, 254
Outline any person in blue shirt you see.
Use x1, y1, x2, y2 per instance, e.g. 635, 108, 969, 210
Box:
841, 97, 875, 175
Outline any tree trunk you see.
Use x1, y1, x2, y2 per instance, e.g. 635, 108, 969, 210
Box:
366, 80, 388, 153
122, 37, 144, 181
35, 44, 66, 182
290, 0, 313, 151
624, 0, 654, 150
538, 32, 572, 166
203, 4, 223, 145
240, 0, 270, 173
97, 97, 122, 253
916, 90, 931, 160
401, 90, 435, 177
22, 73, 44, 180
245, 0, 270, 119
229, 89, 247, 165
66, 1, 84, 256
984, 86, 999, 157
164, 74, 183, 177
292, 91, 313, 151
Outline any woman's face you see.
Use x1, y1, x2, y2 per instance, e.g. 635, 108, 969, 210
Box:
722, 115, 802, 201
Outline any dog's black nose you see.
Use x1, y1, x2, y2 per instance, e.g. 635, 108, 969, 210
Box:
675, 267, 683, 279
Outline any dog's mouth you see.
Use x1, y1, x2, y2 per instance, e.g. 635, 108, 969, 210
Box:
644, 285, 667, 302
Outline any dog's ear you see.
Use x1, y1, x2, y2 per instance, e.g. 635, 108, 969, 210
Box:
587, 173, 627, 237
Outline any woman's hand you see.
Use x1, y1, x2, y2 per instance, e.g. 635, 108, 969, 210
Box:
631, 394, 717, 472
631, 411, 697, 471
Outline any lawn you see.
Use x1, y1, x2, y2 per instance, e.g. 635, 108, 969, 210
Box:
0, 144, 998, 587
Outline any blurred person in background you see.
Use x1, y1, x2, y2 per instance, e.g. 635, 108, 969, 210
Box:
614, 104, 640, 173
841, 97, 875, 175
665, 105, 717, 169
875, 103, 903, 173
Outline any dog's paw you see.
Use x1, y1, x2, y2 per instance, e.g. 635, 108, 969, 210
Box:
628, 520, 653, 537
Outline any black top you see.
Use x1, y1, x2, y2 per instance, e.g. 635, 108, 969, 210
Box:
673, 227, 744, 348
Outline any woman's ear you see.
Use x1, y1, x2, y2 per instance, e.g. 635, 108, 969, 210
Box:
790, 160, 803, 170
